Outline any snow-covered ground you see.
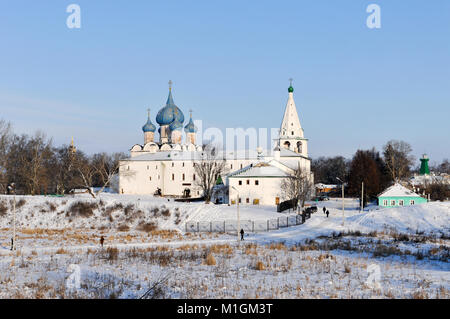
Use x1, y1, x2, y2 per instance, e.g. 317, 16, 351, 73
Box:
0, 194, 448, 299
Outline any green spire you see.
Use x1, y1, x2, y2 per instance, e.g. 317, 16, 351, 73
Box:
419, 154, 430, 175
288, 78, 294, 93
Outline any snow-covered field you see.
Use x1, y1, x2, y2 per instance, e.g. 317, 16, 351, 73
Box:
0, 194, 448, 299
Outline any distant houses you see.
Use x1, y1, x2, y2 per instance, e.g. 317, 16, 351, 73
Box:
377, 183, 427, 208
315, 183, 339, 194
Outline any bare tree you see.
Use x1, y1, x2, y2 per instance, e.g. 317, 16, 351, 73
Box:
280, 165, 314, 209
383, 140, 414, 182
193, 144, 227, 203
92, 152, 127, 196
19, 132, 54, 195
71, 151, 97, 198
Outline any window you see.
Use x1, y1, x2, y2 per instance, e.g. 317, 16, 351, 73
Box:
172, 174, 175, 181
246, 180, 250, 185
391, 200, 396, 206
399, 200, 404, 206
275, 197, 280, 205
127, 166, 130, 171
246, 198, 249, 203
149, 176, 151, 181
172, 163, 174, 167
156, 165, 158, 169
240, 164, 243, 169
182, 174, 185, 181
193, 174, 196, 181
297, 142, 302, 153
255, 180, 259, 185
410, 200, 415, 205
230, 164, 233, 169
182, 162, 185, 167
291, 131, 294, 135
147, 165, 149, 170
383, 200, 388, 206
238, 180, 242, 185
238, 198, 242, 204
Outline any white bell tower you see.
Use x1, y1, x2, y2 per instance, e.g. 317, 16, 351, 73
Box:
279, 79, 308, 156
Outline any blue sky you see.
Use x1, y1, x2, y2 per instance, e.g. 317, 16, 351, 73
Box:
0, 0, 449, 164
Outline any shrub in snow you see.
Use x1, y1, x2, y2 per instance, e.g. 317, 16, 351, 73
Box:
16, 198, 26, 208
255, 261, 265, 271
205, 253, 216, 266
67, 201, 98, 218
138, 221, 158, 233
117, 223, 130, 232
161, 208, 171, 217
0, 200, 7, 216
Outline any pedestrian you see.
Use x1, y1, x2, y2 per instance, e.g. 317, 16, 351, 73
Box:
326, 210, 329, 218
323, 206, 326, 214
100, 236, 104, 247
240, 228, 244, 241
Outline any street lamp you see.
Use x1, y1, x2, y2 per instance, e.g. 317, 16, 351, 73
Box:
231, 186, 240, 243
336, 177, 345, 227
7, 183, 16, 251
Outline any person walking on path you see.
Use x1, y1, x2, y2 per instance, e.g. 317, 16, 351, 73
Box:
326, 210, 330, 218
323, 206, 326, 214
100, 236, 105, 248
240, 229, 244, 241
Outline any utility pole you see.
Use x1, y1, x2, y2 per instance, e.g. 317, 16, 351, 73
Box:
232, 186, 240, 243
8, 183, 16, 251
13, 188, 16, 250
361, 182, 364, 212
336, 177, 345, 226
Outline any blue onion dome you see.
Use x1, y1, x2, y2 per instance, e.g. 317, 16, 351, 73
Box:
184, 112, 197, 133
156, 85, 185, 125
142, 109, 156, 132
169, 118, 183, 131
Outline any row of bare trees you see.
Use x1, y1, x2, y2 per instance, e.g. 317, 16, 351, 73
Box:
0, 119, 126, 197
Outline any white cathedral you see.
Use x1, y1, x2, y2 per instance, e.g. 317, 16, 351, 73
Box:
119, 81, 313, 206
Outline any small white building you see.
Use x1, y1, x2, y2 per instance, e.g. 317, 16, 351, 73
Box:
119, 81, 313, 206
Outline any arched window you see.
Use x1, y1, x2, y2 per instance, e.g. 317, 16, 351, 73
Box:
284, 141, 291, 149
297, 141, 302, 153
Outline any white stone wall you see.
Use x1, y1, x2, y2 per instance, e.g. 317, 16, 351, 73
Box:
119, 157, 287, 197
228, 177, 284, 206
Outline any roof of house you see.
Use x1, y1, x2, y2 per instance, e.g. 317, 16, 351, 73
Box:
378, 183, 422, 198
315, 183, 338, 189
123, 148, 308, 162
227, 162, 290, 178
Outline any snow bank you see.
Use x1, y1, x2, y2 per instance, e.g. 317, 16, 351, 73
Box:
250, 201, 450, 244
349, 202, 450, 235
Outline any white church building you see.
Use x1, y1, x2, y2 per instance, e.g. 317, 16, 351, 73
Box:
119, 81, 313, 206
